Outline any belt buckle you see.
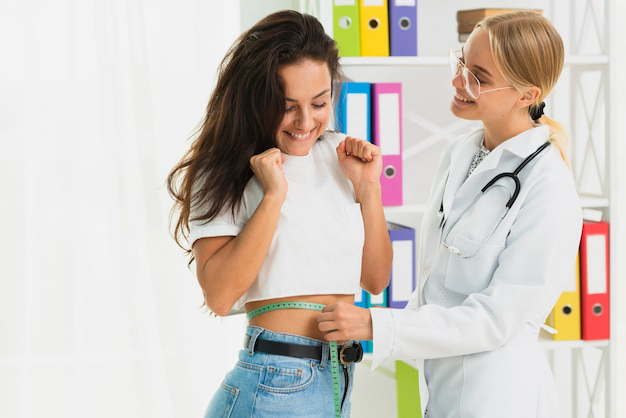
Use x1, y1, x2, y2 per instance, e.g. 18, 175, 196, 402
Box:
339, 341, 363, 365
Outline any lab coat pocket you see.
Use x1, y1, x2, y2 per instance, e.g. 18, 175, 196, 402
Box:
444, 234, 503, 295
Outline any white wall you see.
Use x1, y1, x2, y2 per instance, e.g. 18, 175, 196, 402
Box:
0, 1, 243, 417
176, 1, 247, 412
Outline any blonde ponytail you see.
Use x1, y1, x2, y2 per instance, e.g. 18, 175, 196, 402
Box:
538, 114, 569, 167
478, 11, 569, 166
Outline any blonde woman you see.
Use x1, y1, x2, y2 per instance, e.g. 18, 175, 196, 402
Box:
318, 11, 582, 418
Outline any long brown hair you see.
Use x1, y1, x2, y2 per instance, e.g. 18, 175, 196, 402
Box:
167, 10, 341, 254
478, 11, 569, 165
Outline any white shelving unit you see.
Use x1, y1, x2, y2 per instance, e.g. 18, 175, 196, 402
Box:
239, 0, 617, 416
340, 55, 610, 66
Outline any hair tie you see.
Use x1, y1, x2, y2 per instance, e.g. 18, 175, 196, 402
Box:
530, 102, 545, 120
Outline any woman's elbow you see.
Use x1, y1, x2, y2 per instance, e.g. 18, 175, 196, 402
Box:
371, 281, 389, 296
205, 296, 234, 317
362, 273, 390, 295
203, 288, 238, 317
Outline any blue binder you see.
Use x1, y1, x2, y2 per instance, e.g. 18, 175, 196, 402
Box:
335, 81, 371, 142
354, 288, 368, 308
367, 288, 388, 307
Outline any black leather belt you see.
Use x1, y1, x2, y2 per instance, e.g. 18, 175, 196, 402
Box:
244, 335, 363, 365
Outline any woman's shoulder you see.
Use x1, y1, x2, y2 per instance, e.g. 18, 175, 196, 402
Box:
311, 131, 347, 158
318, 131, 347, 147
526, 145, 580, 213
243, 175, 263, 204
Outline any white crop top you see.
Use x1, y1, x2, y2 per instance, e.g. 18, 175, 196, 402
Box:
189, 132, 364, 312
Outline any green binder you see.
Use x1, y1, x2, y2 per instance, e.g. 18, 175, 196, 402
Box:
395, 360, 422, 418
333, 0, 361, 56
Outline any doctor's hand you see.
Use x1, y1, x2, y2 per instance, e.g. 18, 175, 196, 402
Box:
337, 137, 383, 187
249, 148, 288, 203
317, 302, 373, 342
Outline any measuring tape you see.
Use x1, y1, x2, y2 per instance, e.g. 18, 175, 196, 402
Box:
247, 301, 342, 418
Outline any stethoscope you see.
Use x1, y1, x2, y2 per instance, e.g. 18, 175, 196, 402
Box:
440, 141, 552, 258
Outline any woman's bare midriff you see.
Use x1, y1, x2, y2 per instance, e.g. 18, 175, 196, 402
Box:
245, 294, 354, 341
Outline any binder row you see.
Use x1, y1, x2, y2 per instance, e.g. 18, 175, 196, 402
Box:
546, 221, 610, 341
354, 221, 610, 347
335, 81, 403, 206
355, 222, 416, 352
333, 0, 418, 57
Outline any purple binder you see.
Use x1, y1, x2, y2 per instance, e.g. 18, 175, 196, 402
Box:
386, 222, 416, 308
389, 0, 418, 56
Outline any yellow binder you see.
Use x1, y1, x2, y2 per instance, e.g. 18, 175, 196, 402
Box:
359, 0, 390, 56
333, 0, 361, 57
547, 252, 581, 340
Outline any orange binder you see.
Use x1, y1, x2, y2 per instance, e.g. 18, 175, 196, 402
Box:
579, 221, 610, 340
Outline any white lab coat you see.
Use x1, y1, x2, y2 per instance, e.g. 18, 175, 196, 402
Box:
370, 125, 582, 418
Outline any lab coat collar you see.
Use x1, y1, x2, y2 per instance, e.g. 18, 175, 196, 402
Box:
441, 128, 482, 216
442, 125, 550, 219
495, 124, 550, 157
470, 124, 549, 176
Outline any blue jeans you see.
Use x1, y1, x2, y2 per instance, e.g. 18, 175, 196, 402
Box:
205, 326, 355, 417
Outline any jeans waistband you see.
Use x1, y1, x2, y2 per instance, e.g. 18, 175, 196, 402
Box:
244, 326, 363, 367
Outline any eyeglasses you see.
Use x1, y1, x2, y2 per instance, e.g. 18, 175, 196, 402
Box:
449, 49, 514, 100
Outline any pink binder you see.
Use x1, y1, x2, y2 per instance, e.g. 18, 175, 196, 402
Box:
371, 82, 403, 206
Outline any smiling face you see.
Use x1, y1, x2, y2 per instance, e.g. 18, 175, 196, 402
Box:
450, 28, 521, 123
275, 59, 332, 156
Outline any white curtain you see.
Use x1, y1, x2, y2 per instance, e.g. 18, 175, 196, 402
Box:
0, 1, 247, 417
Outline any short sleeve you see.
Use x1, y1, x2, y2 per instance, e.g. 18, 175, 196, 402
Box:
188, 208, 243, 247
188, 177, 262, 247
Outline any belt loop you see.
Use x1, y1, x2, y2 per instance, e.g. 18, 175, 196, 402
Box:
319, 341, 329, 369
247, 326, 264, 355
